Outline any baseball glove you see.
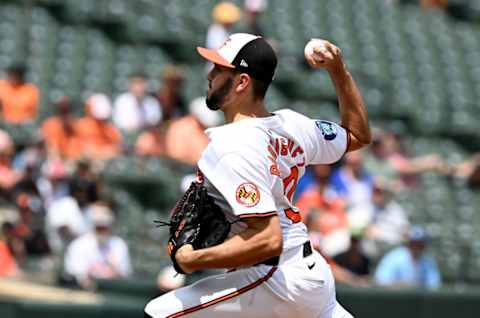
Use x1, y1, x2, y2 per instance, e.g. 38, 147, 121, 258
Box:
155, 182, 231, 274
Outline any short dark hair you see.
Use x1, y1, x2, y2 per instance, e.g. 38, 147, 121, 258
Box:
251, 77, 270, 99
232, 69, 270, 100
129, 71, 147, 79
7, 63, 27, 80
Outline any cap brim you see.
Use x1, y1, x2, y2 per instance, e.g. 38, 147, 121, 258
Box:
196, 47, 235, 68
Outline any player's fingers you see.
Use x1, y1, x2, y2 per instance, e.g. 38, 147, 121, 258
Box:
313, 50, 333, 62
313, 46, 329, 55
333, 46, 342, 57
306, 55, 317, 66
329, 46, 340, 57
313, 47, 329, 58
311, 50, 324, 60
325, 42, 340, 56
312, 56, 325, 64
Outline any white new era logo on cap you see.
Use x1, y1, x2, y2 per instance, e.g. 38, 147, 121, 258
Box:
240, 59, 248, 67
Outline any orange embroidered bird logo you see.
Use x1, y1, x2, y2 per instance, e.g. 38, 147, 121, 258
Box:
236, 183, 260, 207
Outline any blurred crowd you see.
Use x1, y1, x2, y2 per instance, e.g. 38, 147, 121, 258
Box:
0, 60, 222, 289
295, 134, 446, 289
0, 0, 479, 294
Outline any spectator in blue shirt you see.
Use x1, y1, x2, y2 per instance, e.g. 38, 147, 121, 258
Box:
330, 150, 373, 210
374, 226, 441, 289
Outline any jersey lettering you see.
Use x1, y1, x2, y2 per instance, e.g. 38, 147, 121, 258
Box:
266, 133, 304, 224
267, 144, 280, 177
282, 166, 299, 201
285, 207, 302, 224
268, 136, 306, 168
282, 166, 301, 223
280, 139, 289, 156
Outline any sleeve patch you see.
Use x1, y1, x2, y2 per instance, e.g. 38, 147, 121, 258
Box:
315, 120, 337, 141
236, 183, 260, 207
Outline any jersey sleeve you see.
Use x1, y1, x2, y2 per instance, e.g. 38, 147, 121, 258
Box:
198, 151, 277, 218
301, 119, 348, 165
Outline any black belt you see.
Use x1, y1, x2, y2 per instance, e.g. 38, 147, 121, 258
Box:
257, 241, 312, 266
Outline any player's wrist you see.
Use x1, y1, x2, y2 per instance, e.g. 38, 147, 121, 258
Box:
175, 244, 196, 274
327, 62, 349, 78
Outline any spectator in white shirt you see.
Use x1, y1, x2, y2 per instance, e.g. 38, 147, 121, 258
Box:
243, 0, 267, 35
64, 203, 131, 289
349, 179, 410, 257
113, 72, 162, 132
46, 195, 87, 254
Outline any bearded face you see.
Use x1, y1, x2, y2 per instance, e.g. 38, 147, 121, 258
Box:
205, 64, 236, 111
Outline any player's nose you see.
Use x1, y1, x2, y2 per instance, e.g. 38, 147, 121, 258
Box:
207, 64, 218, 82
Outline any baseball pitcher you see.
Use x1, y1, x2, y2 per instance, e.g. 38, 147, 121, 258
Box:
145, 33, 371, 318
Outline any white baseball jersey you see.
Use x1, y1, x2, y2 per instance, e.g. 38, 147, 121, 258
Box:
145, 109, 353, 318
198, 108, 347, 250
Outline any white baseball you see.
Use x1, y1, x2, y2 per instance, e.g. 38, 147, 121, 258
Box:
304, 38, 328, 66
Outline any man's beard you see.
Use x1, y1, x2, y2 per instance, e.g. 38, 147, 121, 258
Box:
205, 78, 233, 111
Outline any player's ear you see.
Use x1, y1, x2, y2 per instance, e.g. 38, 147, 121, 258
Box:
235, 73, 251, 93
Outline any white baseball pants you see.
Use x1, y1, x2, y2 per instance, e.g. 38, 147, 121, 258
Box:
144, 247, 353, 318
